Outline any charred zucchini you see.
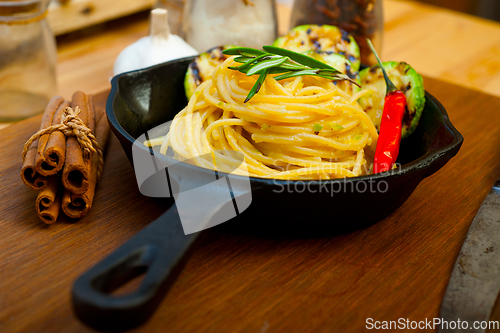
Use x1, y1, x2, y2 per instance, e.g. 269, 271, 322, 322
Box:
273, 24, 361, 74
301, 50, 360, 95
301, 50, 355, 78
184, 45, 237, 100
358, 61, 425, 138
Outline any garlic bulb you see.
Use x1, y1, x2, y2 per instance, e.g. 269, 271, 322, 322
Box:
113, 8, 199, 76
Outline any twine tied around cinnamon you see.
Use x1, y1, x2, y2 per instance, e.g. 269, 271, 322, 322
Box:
22, 106, 104, 181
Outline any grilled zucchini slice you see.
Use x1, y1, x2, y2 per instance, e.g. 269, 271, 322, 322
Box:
358, 61, 425, 138
301, 50, 360, 95
184, 45, 237, 100
273, 24, 361, 74
301, 50, 355, 78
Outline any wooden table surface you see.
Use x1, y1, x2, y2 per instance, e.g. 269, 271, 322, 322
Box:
2, 1, 500, 332
2, 77, 500, 333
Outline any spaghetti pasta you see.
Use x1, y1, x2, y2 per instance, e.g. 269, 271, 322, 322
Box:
148, 56, 379, 180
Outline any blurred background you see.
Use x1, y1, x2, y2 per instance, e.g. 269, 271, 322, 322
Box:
413, 0, 500, 22
46, 0, 499, 38
1, 0, 498, 127
275, 0, 500, 22
40, 0, 500, 107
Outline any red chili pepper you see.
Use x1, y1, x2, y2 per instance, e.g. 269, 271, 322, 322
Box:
373, 90, 406, 173
366, 39, 407, 174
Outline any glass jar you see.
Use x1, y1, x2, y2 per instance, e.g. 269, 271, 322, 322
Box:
0, 0, 57, 121
182, 0, 278, 53
290, 0, 384, 66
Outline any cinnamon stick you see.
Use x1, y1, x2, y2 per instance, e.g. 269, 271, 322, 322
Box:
21, 139, 48, 190
61, 91, 96, 194
34, 96, 64, 176
39, 100, 71, 176
35, 176, 62, 224
21, 96, 63, 190
62, 107, 109, 219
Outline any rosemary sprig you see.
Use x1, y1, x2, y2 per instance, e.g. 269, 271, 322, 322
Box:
222, 46, 360, 102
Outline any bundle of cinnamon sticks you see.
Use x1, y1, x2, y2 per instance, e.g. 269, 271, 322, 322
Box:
21, 91, 110, 224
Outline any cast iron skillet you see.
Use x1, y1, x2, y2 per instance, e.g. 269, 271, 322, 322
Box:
72, 56, 463, 331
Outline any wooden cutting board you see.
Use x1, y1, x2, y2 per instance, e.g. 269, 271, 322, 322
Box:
1, 78, 500, 333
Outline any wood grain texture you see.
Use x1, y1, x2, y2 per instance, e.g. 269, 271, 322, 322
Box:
47, 0, 156, 36
385, 0, 500, 99
0, 78, 500, 332
0, 91, 168, 332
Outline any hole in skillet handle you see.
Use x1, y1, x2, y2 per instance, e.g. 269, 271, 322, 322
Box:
72, 204, 200, 332
108, 265, 148, 297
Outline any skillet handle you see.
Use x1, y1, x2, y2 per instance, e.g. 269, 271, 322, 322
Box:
72, 204, 199, 332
